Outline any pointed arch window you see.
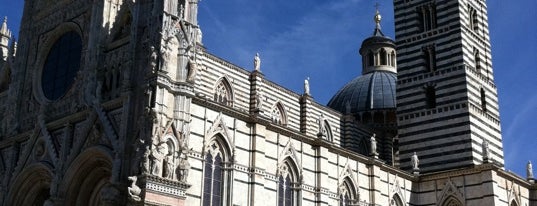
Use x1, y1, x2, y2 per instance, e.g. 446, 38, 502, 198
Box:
468, 5, 479, 33
203, 138, 231, 206
390, 194, 404, 206
322, 120, 333, 142
417, 3, 437, 32
441, 196, 463, 206
277, 160, 299, 206
213, 78, 233, 106
339, 178, 357, 206
271, 103, 287, 126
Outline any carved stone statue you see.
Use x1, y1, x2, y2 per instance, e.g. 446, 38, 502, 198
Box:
177, 157, 191, 182
161, 37, 178, 73
127, 176, 141, 201
186, 56, 198, 83
304, 77, 310, 95
411, 152, 419, 171
141, 145, 151, 174
164, 154, 174, 179
370, 133, 377, 156
318, 113, 326, 136
255, 89, 263, 110
482, 140, 490, 162
528, 161, 534, 179
150, 142, 168, 176
148, 46, 158, 73
254, 52, 261, 71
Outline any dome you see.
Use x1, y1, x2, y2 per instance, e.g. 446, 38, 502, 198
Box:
328, 71, 396, 113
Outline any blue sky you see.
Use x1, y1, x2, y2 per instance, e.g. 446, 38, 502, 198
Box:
1, 0, 535, 176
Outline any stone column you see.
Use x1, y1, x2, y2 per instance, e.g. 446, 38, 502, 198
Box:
250, 123, 269, 205
316, 146, 331, 206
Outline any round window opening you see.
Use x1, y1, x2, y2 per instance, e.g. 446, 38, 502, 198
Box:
41, 31, 82, 100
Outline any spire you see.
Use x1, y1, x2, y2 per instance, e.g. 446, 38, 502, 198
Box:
374, 3, 381, 30
372, 4, 385, 37
1, 16, 12, 61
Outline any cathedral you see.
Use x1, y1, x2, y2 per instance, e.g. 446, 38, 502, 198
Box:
0, 0, 535, 205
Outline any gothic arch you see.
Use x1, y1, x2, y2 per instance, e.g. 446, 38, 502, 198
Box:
338, 169, 358, 206
204, 112, 235, 158
60, 146, 114, 206
278, 140, 301, 174
437, 180, 464, 206
390, 176, 404, 206
213, 76, 234, 106
507, 183, 521, 206
277, 156, 301, 206
202, 133, 234, 206
271, 101, 288, 126
391, 193, 404, 206
6, 163, 53, 206
441, 196, 463, 206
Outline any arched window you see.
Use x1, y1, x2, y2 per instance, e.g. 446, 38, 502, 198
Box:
417, 3, 437, 32
213, 78, 233, 106
368, 51, 375, 66
441, 196, 463, 206
278, 160, 299, 206
390, 51, 396, 66
202, 138, 231, 206
469, 6, 479, 33
510, 200, 519, 206
380, 49, 388, 65
339, 178, 357, 206
322, 120, 333, 142
271, 102, 287, 126
391, 194, 404, 206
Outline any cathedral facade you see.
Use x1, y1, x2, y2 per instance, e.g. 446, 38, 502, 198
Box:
0, 0, 535, 206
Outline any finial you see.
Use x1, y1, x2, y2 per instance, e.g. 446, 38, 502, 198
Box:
374, 3, 382, 30
1, 16, 7, 31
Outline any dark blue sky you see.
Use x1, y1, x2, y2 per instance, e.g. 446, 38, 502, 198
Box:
1, 0, 535, 176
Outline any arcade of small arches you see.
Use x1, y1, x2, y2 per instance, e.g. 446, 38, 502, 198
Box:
353, 110, 397, 126
364, 48, 397, 68
5, 147, 115, 206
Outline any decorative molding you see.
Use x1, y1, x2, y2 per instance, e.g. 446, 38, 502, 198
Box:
436, 179, 464, 206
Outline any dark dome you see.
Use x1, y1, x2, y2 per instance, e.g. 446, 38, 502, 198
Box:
361, 35, 395, 48
328, 71, 396, 113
